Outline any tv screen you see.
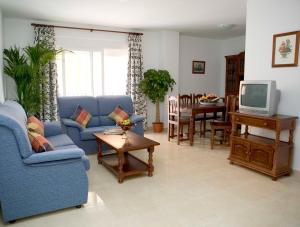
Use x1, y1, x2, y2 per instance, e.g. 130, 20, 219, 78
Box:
240, 84, 268, 108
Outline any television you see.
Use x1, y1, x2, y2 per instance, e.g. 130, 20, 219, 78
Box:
239, 80, 279, 116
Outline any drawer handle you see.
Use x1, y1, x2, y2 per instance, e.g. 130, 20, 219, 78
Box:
263, 122, 268, 126
236, 118, 240, 121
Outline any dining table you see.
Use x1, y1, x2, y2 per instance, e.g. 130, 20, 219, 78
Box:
180, 103, 226, 145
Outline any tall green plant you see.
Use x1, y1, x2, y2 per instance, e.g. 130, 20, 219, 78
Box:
4, 43, 62, 116
139, 69, 176, 122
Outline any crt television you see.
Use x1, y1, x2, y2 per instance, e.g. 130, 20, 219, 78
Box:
239, 80, 279, 116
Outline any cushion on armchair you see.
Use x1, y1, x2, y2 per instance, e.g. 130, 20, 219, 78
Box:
27, 116, 44, 136
28, 131, 54, 153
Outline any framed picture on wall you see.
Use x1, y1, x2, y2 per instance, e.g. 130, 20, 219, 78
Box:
272, 31, 299, 67
192, 61, 205, 74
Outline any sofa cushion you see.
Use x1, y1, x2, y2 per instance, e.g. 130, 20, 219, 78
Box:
108, 105, 129, 123
3, 100, 28, 126
80, 125, 118, 140
1, 101, 33, 158
71, 105, 92, 128
27, 116, 44, 136
47, 134, 74, 148
97, 96, 134, 126
28, 131, 54, 153
57, 96, 99, 127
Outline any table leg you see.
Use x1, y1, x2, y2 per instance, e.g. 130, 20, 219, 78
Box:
189, 113, 195, 145
97, 140, 103, 164
118, 152, 125, 183
148, 146, 154, 177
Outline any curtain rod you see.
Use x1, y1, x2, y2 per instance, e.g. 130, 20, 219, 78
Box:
31, 23, 143, 36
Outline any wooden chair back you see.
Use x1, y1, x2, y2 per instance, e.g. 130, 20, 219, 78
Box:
179, 94, 192, 106
168, 95, 180, 120
192, 93, 203, 104
225, 95, 238, 122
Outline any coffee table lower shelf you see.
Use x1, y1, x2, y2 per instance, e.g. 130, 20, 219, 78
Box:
100, 153, 150, 183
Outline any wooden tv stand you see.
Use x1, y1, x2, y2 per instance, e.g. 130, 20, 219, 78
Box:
229, 112, 298, 180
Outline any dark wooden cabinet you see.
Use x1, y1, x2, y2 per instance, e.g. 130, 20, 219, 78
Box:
225, 52, 245, 97
231, 137, 250, 162
229, 112, 297, 180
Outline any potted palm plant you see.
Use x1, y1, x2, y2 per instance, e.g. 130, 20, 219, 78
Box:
139, 69, 176, 132
3, 43, 62, 116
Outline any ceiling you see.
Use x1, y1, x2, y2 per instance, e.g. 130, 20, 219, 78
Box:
0, 0, 247, 39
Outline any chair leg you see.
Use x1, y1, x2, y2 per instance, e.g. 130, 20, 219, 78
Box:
211, 127, 215, 150
177, 124, 180, 145
203, 114, 207, 137
200, 120, 203, 137
171, 124, 174, 138
168, 123, 171, 141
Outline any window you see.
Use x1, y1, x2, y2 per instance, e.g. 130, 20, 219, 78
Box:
56, 49, 128, 96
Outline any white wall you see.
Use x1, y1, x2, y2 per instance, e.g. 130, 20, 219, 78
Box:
219, 36, 245, 96
159, 31, 180, 126
3, 17, 33, 100
143, 31, 180, 126
179, 35, 245, 97
142, 31, 161, 126
245, 0, 300, 170
0, 10, 4, 103
179, 35, 221, 95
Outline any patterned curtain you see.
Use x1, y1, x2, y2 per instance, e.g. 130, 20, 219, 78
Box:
34, 25, 58, 121
127, 34, 147, 129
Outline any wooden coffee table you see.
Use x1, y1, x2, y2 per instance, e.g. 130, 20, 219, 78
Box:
94, 131, 160, 183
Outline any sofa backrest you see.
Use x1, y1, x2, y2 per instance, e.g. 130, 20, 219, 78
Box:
57, 96, 100, 127
97, 96, 134, 126
0, 101, 33, 158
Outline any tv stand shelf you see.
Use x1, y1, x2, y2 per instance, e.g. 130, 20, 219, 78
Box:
229, 112, 298, 180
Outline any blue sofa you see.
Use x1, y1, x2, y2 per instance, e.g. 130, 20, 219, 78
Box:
57, 96, 144, 154
0, 101, 90, 223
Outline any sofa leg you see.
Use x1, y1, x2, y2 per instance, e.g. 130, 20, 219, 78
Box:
76, 205, 82, 208
9, 220, 16, 224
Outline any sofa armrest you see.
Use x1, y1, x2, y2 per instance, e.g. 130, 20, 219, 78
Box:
44, 121, 64, 137
130, 114, 144, 124
23, 148, 85, 164
61, 118, 83, 131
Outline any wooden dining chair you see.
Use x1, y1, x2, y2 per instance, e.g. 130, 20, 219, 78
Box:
210, 95, 237, 149
168, 95, 190, 145
179, 93, 193, 106
192, 93, 205, 136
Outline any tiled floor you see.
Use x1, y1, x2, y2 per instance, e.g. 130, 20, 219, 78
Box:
1, 132, 300, 227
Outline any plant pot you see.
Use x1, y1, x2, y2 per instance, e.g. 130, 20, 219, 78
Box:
152, 122, 164, 133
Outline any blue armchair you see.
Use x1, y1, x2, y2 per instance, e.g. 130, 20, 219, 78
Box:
0, 101, 89, 223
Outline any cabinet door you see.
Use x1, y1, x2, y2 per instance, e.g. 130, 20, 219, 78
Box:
225, 56, 239, 96
230, 138, 250, 162
249, 144, 274, 170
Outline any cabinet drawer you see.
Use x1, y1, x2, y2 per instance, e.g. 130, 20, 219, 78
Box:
230, 137, 250, 162
249, 143, 274, 170
235, 116, 276, 130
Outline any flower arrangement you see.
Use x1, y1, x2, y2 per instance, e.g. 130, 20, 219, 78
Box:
117, 119, 134, 131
